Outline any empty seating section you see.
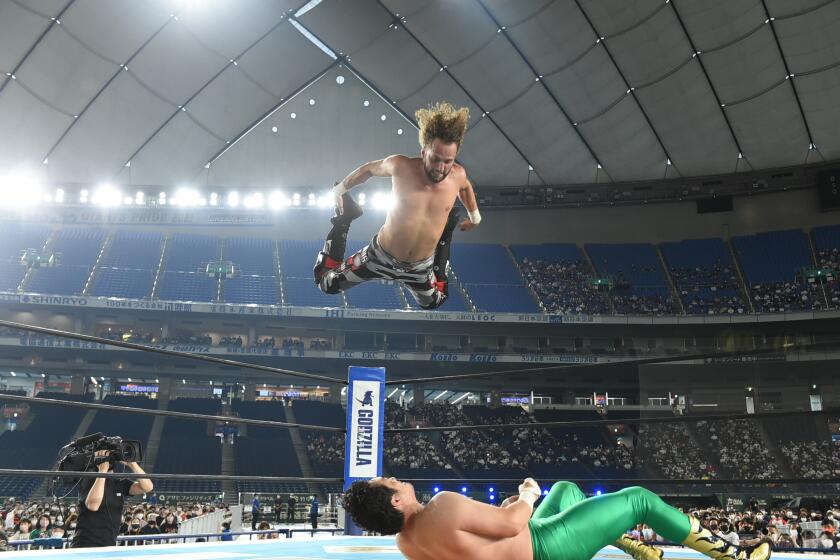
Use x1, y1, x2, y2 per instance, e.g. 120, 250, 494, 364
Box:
164, 234, 219, 273
90, 231, 163, 299
586, 243, 677, 314
101, 231, 164, 269
0, 392, 92, 499
90, 268, 155, 299
0, 224, 50, 292
154, 398, 222, 492
811, 225, 840, 307
451, 244, 539, 312
512, 244, 610, 314
26, 265, 91, 295
224, 275, 278, 305
158, 271, 217, 302
344, 280, 406, 309
157, 234, 220, 302
733, 230, 820, 312
293, 400, 345, 428
232, 401, 303, 492
27, 228, 105, 295
280, 240, 343, 307
86, 395, 156, 446
222, 238, 278, 305
226, 237, 276, 276
660, 238, 746, 315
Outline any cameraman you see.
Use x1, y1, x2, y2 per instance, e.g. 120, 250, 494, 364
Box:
72, 450, 153, 548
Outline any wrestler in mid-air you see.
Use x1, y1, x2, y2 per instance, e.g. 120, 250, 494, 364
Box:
343, 477, 771, 560
314, 101, 481, 309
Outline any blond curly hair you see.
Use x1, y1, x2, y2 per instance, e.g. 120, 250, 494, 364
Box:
415, 101, 470, 149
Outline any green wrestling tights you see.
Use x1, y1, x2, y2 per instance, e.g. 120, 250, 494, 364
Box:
529, 482, 691, 560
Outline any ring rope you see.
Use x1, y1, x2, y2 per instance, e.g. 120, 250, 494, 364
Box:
384, 409, 828, 434
0, 318, 346, 386
1, 394, 828, 436
0, 468, 342, 484
0, 469, 835, 488
0, 393, 345, 433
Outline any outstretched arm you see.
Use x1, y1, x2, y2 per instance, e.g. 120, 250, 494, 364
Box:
333, 155, 404, 213
458, 178, 480, 231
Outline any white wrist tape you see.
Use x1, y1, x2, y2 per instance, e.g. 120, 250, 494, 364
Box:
332, 183, 348, 197
467, 208, 481, 225
519, 489, 540, 507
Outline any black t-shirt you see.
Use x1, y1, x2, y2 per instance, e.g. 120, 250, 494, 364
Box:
71, 478, 134, 548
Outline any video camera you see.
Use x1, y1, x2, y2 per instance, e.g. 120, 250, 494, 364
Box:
57, 432, 144, 475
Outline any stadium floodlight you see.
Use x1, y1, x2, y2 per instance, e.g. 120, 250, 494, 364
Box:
174, 187, 200, 207
269, 191, 289, 210
0, 171, 43, 207
316, 194, 331, 208
135, 191, 145, 205
80, 189, 89, 203
227, 191, 240, 208
307, 193, 316, 207
55, 189, 65, 203
209, 192, 219, 206
92, 183, 123, 206
243, 192, 264, 209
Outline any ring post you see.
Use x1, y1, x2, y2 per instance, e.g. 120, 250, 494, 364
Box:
343, 366, 386, 535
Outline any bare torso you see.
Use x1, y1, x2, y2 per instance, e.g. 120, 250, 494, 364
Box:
395, 493, 534, 560
376, 157, 464, 262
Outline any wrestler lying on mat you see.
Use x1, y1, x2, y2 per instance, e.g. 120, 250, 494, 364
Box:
314, 101, 480, 309
343, 477, 771, 560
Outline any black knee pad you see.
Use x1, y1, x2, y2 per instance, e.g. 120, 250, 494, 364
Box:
318, 278, 343, 295
419, 294, 447, 310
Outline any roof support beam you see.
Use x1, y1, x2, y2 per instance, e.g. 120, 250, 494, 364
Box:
42, 16, 176, 163
374, 0, 546, 184
119, 17, 293, 175
474, 0, 611, 181
759, 0, 820, 157
571, 0, 678, 175
0, 0, 76, 97
205, 60, 338, 166
669, 0, 749, 170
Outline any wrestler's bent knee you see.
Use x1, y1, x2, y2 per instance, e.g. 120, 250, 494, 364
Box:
318, 277, 343, 295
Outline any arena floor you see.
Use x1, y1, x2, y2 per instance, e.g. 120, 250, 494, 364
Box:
0, 537, 832, 560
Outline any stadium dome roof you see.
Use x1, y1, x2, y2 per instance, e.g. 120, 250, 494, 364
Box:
0, 0, 838, 190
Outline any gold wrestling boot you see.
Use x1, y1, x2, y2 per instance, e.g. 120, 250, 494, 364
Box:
682, 517, 771, 560
614, 534, 664, 560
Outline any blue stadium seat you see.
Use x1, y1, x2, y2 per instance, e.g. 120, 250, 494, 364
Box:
733, 230, 819, 312
344, 280, 406, 309
0, 263, 26, 291
164, 234, 220, 273
154, 398, 222, 493
224, 275, 278, 305
660, 238, 746, 315
158, 271, 217, 302
733, 230, 813, 284
0, 224, 51, 260
52, 228, 107, 268
463, 284, 540, 313
90, 268, 154, 299
586, 243, 677, 314
279, 240, 321, 279
227, 237, 277, 276
283, 277, 343, 307
451, 244, 523, 285
26, 265, 91, 295
101, 231, 164, 269
511, 243, 611, 314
